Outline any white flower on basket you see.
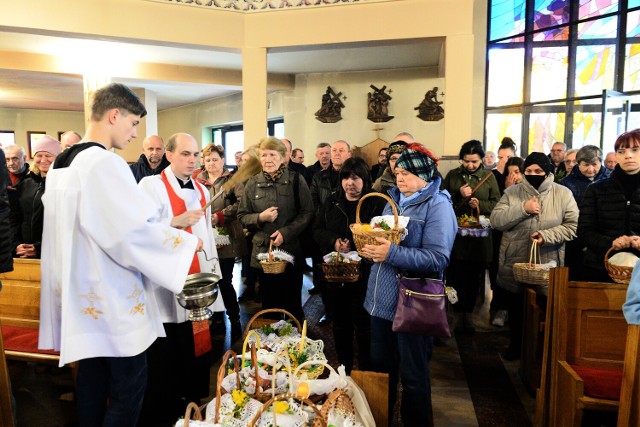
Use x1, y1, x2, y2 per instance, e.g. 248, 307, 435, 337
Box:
257, 249, 295, 265
478, 215, 491, 229
322, 251, 361, 264
203, 392, 263, 426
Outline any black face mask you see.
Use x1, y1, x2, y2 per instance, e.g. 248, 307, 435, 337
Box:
525, 174, 545, 189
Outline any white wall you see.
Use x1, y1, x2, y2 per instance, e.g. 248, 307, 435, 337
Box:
0, 108, 85, 152
158, 67, 446, 157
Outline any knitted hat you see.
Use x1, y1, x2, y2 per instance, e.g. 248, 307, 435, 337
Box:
32, 135, 61, 156
394, 143, 439, 182
523, 152, 553, 175
386, 141, 408, 163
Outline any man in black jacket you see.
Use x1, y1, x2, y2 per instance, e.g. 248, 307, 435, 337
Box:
305, 142, 331, 185
130, 134, 170, 182
0, 148, 13, 278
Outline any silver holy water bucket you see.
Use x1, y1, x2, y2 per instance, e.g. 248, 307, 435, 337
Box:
175, 272, 219, 321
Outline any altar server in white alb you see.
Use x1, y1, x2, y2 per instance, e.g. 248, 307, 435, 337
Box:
38, 83, 202, 427
137, 132, 222, 425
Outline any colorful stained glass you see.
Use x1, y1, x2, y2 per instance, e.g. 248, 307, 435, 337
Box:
574, 45, 616, 96
534, 0, 570, 30
530, 47, 568, 102
487, 48, 525, 107
528, 112, 566, 153
579, 0, 618, 20
624, 44, 640, 91
578, 15, 618, 38
485, 113, 523, 153
498, 36, 526, 43
572, 109, 602, 149
627, 10, 640, 37
533, 27, 569, 41
490, 0, 527, 41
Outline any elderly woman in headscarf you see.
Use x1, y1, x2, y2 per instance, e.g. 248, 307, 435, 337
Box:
363, 143, 457, 427
237, 137, 313, 321
490, 152, 578, 360
10, 136, 61, 258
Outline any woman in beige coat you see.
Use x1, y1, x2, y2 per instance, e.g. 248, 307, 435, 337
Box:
490, 152, 578, 360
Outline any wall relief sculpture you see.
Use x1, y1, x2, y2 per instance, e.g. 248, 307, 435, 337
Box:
367, 84, 393, 123
315, 86, 345, 123
415, 87, 444, 121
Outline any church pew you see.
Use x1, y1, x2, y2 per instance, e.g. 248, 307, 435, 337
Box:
542, 268, 628, 427
0, 259, 59, 364
0, 319, 15, 427
617, 324, 640, 427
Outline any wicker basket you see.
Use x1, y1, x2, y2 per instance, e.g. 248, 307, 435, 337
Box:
321, 259, 360, 282
512, 243, 550, 286
260, 240, 288, 274
244, 308, 302, 340
249, 393, 326, 427
456, 206, 490, 238
605, 246, 634, 284
313, 390, 358, 427
350, 192, 403, 258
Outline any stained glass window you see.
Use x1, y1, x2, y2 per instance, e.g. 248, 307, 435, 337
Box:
534, 0, 570, 30
572, 101, 602, 149
629, 0, 640, 9
579, 0, 618, 20
627, 10, 640, 37
529, 111, 566, 153
487, 48, 525, 106
533, 27, 569, 41
530, 47, 568, 102
574, 45, 616, 96
490, 0, 527, 41
578, 15, 618, 39
623, 44, 640, 91
485, 113, 523, 153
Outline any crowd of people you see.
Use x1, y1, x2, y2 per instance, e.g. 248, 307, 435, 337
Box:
2, 82, 639, 427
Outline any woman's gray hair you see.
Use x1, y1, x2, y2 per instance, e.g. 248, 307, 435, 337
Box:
576, 145, 602, 164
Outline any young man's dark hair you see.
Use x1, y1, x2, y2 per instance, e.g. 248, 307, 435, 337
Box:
91, 83, 147, 120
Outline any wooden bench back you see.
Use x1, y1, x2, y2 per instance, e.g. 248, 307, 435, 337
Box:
0, 259, 41, 328
558, 277, 628, 369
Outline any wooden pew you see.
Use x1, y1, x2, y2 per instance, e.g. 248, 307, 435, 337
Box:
618, 324, 640, 427
0, 259, 59, 364
351, 370, 389, 427
539, 267, 628, 427
522, 287, 545, 394
0, 319, 15, 427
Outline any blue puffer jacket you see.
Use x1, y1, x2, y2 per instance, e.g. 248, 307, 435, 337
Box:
560, 165, 610, 205
364, 177, 458, 321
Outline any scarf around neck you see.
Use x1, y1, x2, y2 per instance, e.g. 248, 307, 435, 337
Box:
263, 164, 285, 182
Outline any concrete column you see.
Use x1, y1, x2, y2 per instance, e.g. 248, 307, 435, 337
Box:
443, 34, 476, 156
242, 47, 267, 148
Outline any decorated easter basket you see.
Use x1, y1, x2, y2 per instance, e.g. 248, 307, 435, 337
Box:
350, 193, 403, 258
512, 243, 550, 286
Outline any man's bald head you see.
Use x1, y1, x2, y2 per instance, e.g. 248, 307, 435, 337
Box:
142, 135, 165, 169
60, 131, 82, 151
394, 132, 414, 144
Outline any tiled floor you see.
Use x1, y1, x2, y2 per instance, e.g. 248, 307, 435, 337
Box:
8, 263, 541, 427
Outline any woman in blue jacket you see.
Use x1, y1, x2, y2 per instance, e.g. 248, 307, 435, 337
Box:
362, 143, 457, 427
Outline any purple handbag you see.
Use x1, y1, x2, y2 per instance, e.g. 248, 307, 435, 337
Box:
392, 276, 451, 337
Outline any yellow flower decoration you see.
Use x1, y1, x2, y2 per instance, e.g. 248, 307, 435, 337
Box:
274, 401, 289, 414
231, 389, 248, 407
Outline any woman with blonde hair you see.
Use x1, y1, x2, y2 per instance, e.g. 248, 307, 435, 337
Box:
10, 135, 61, 258
238, 137, 314, 321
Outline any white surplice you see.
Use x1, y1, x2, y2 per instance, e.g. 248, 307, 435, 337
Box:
38, 146, 199, 366
138, 167, 223, 323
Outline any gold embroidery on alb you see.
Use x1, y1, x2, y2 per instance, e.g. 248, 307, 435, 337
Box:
163, 230, 184, 249
79, 287, 104, 320
127, 284, 145, 316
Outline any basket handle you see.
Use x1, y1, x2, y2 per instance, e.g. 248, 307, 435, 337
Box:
529, 242, 541, 267
248, 393, 327, 427
242, 330, 262, 367
243, 309, 303, 340
182, 402, 206, 427
316, 390, 356, 427
215, 349, 241, 424
355, 192, 399, 231
292, 359, 338, 380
